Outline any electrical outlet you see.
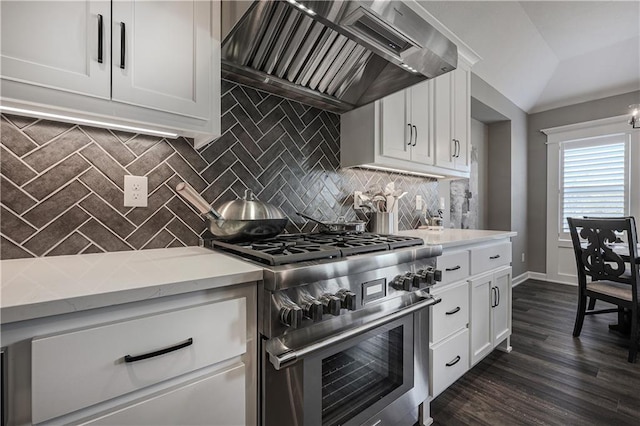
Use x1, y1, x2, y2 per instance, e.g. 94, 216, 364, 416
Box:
521, 253, 525, 262
124, 175, 148, 207
415, 195, 422, 211
354, 191, 363, 210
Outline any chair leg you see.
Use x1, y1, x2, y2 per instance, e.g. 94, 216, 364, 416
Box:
573, 294, 588, 337
588, 297, 596, 310
629, 308, 639, 363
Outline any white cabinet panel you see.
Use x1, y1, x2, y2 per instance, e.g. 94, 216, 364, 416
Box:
492, 268, 512, 345
469, 273, 493, 366
380, 89, 410, 161
430, 280, 469, 344
434, 72, 454, 169
80, 364, 246, 426
430, 328, 469, 398
409, 81, 434, 165
32, 298, 246, 423
0, 0, 111, 98
436, 250, 470, 285
112, 0, 211, 119
452, 67, 470, 172
470, 242, 512, 275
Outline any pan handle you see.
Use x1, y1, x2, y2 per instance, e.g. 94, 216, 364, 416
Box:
296, 211, 327, 227
176, 182, 222, 220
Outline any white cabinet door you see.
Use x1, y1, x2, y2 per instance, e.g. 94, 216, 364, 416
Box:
80, 364, 246, 426
492, 268, 512, 345
433, 72, 455, 169
409, 81, 434, 165
112, 0, 211, 119
469, 273, 493, 366
380, 89, 411, 161
452, 66, 470, 172
0, 0, 111, 98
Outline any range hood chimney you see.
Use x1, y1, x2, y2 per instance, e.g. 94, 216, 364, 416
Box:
221, 0, 458, 114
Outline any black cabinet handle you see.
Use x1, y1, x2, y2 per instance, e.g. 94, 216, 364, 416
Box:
407, 124, 413, 146
124, 338, 193, 363
446, 355, 461, 367
496, 287, 500, 307
445, 306, 461, 315
491, 287, 497, 308
120, 22, 126, 69
455, 139, 460, 158
490, 254, 501, 260
412, 125, 417, 146
97, 14, 103, 64
445, 265, 461, 272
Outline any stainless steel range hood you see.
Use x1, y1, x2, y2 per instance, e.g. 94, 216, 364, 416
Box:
221, 0, 458, 114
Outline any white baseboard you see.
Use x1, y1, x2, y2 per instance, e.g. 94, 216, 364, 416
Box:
512, 272, 530, 287
514, 271, 578, 286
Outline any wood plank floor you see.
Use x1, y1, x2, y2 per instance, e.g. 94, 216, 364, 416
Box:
430, 279, 640, 425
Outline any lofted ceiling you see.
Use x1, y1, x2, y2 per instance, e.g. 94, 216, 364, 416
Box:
417, 1, 640, 113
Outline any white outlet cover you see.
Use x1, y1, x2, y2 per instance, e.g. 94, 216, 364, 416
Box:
124, 175, 148, 207
415, 195, 422, 211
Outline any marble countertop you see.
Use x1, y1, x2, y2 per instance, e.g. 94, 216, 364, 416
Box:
397, 228, 516, 248
0, 247, 263, 324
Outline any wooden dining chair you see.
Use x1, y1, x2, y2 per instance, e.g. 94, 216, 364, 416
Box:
567, 217, 640, 362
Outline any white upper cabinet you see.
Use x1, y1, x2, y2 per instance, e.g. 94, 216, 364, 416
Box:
0, 0, 220, 146
1, 0, 111, 98
111, 0, 211, 120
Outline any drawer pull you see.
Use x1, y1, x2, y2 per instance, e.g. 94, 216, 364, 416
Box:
124, 338, 193, 363
445, 306, 461, 315
97, 14, 103, 63
445, 265, 461, 272
446, 355, 461, 367
120, 22, 126, 69
489, 254, 501, 260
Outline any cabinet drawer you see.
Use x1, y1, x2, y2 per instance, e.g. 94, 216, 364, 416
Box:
436, 250, 470, 285
430, 281, 469, 344
32, 298, 246, 424
430, 329, 469, 398
470, 242, 511, 275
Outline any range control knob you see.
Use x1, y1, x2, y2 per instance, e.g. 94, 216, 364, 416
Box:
279, 305, 303, 328
302, 299, 323, 322
319, 294, 341, 316
336, 289, 357, 311
391, 273, 414, 292
416, 267, 444, 286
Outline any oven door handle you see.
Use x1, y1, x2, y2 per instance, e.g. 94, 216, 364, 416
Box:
267, 292, 441, 370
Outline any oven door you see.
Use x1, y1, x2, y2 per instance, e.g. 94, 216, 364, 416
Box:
262, 292, 438, 426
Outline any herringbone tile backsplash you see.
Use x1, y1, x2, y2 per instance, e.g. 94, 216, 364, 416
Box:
0, 80, 439, 259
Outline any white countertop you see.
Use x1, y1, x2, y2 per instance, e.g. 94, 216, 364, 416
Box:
0, 247, 263, 324
397, 228, 516, 248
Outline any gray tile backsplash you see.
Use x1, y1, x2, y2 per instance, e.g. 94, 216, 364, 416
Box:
0, 80, 440, 259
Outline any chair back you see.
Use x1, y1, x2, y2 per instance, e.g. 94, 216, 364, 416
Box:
567, 217, 639, 290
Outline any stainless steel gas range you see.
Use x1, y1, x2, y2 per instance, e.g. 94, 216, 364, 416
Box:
203, 233, 443, 426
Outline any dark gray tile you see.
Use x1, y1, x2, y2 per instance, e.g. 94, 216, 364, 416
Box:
127, 141, 175, 176
126, 207, 174, 249
81, 126, 136, 166
201, 130, 236, 161
23, 128, 91, 173
1, 206, 37, 243
256, 94, 282, 116
2, 114, 38, 129
241, 85, 263, 105
289, 100, 307, 116
110, 129, 136, 143
166, 197, 207, 233
79, 169, 128, 215
167, 154, 208, 192
1, 116, 38, 156
231, 105, 263, 141
167, 137, 207, 172
125, 134, 163, 156
23, 206, 90, 255
301, 116, 323, 140
0, 236, 34, 259
23, 120, 74, 145
1, 146, 37, 186
167, 218, 200, 246
201, 149, 237, 183
230, 162, 261, 193
47, 233, 91, 256
81, 244, 104, 254
167, 238, 185, 248
230, 123, 262, 158
80, 144, 128, 189
79, 219, 132, 252
142, 229, 175, 249
220, 111, 236, 134
221, 79, 235, 95
126, 185, 174, 226
301, 107, 322, 126
281, 101, 305, 129
257, 105, 285, 134
23, 180, 90, 228
231, 143, 261, 174
80, 194, 135, 239
1, 176, 36, 214
202, 168, 237, 203
147, 163, 175, 194
258, 158, 285, 188
221, 91, 237, 113
258, 174, 285, 203
23, 154, 89, 200
232, 86, 263, 123
257, 122, 286, 148
257, 139, 284, 169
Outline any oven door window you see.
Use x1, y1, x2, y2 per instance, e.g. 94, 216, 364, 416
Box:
306, 315, 414, 426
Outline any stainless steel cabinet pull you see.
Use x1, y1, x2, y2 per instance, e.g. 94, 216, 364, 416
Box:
97, 14, 103, 63
407, 124, 413, 146
445, 306, 461, 315
120, 22, 126, 69
446, 355, 461, 367
445, 265, 461, 272
123, 338, 193, 363
412, 125, 417, 146
490, 254, 501, 260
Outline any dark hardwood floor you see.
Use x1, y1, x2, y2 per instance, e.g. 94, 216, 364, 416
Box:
430, 279, 640, 425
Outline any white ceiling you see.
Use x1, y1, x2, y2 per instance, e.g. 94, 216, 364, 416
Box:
417, 1, 640, 113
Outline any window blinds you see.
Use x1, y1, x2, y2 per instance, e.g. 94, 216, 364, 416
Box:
561, 140, 626, 233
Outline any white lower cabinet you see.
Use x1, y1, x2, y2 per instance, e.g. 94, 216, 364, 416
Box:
430, 328, 469, 398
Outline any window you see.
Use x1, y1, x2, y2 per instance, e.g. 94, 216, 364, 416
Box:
559, 134, 628, 233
